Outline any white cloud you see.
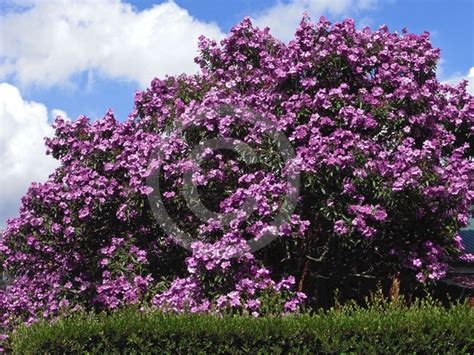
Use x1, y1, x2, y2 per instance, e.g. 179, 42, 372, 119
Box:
0, 0, 225, 88
442, 67, 474, 95
252, 0, 377, 42
51, 108, 71, 121
0, 83, 60, 225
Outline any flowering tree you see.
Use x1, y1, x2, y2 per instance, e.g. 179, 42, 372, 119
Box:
1, 16, 473, 336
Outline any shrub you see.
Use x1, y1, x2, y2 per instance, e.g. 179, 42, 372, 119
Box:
6, 299, 474, 353
1, 15, 472, 342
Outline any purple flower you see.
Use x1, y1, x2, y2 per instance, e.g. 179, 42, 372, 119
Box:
334, 220, 349, 235
412, 259, 422, 268
79, 208, 90, 219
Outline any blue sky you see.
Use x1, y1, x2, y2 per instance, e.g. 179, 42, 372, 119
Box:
0, 0, 473, 226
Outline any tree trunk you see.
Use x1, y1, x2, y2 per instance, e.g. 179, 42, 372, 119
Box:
298, 258, 310, 292
389, 272, 400, 300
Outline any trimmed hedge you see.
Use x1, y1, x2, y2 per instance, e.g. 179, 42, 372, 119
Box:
8, 300, 474, 353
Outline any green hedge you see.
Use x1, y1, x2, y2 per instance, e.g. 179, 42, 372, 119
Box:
8, 299, 474, 353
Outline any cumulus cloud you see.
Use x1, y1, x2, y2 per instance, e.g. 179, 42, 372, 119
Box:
0, 0, 224, 88
252, 0, 377, 42
442, 67, 474, 95
51, 109, 71, 122
0, 83, 61, 225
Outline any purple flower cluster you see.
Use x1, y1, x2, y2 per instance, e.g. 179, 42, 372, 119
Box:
404, 241, 449, 282
1, 15, 472, 343
153, 232, 305, 315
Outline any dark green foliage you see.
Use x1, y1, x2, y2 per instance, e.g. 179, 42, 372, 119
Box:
8, 298, 474, 354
